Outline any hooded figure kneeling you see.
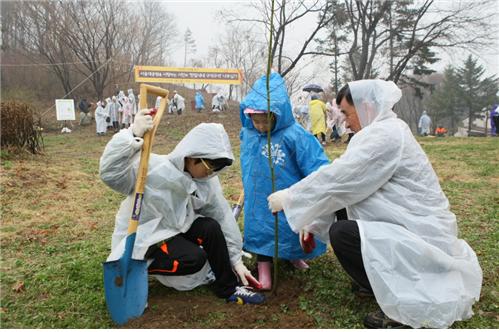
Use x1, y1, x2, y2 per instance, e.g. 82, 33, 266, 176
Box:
100, 111, 265, 305
268, 79, 482, 328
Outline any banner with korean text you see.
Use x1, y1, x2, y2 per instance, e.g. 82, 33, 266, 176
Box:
134, 66, 243, 85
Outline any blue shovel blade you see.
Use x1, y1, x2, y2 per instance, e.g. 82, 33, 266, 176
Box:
103, 258, 148, 325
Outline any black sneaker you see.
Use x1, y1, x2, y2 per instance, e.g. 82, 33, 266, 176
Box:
363, 309, 410, 329
351, 281, 374, 298
226, 286, 265, 305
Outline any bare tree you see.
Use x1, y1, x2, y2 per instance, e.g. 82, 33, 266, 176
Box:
209, 24, 266, 98
323, 0, 496, 84
222, 0, 335, 78
4, 0, 178, 100
10, 2, 76, 96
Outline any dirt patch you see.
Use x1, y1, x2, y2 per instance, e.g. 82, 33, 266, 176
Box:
125, 276, 316, 329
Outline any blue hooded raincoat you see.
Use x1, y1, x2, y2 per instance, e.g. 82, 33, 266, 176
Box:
195, 92, 205, 109
240, 73, 329, 260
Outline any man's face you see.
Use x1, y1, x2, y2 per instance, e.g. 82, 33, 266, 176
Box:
339, 97, 361, 133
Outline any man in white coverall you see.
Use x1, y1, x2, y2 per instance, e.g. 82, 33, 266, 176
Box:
100, 110, 264, 305
268, 79, 482, 328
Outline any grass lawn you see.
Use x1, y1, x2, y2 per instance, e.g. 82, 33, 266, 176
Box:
1, 110, 498, 328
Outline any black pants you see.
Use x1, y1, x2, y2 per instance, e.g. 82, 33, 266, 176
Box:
329, 219, 372, 291
146, 217, 239, 298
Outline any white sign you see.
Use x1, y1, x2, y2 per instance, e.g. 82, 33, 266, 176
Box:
55, 99, 76, 121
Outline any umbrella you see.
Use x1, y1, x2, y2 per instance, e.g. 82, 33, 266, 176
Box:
303, 83, 324, 93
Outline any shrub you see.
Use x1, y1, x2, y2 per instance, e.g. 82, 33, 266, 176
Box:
1, 101, 44, 154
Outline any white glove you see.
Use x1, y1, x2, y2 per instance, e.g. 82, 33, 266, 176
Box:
233, 261, 261, 288
267, 189, 289, 213
131, 109, 153, 138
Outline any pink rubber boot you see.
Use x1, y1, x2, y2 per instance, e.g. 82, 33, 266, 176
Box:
290, 259, 310, 270
257, 261, 272, 290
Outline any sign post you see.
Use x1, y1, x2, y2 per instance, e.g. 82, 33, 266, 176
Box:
55, 99, 76, 133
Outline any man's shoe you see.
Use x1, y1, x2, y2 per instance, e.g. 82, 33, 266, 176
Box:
351, 281, 374, 298
363, 309, 410, 329
227, 286, 265, 305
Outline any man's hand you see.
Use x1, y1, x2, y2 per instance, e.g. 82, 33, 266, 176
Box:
267, 189, 289, 213
233, 261, 262, 289
299, 230, 316, 254
131, 109, 153, 138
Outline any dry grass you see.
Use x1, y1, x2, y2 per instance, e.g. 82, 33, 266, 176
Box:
1, 110, 498, 328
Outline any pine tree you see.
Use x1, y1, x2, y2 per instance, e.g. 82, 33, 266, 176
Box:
428, 66, 464, 134
457, 55, 499, 134
183, 28, 197, 67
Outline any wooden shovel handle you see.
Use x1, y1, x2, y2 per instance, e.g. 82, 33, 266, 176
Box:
128, 84, 169, 235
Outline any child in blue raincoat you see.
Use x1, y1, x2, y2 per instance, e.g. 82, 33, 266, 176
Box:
240, 73, 329, 290
195, 91, 205, 112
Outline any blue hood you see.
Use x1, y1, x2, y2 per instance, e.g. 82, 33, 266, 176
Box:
239, 72, 295, 132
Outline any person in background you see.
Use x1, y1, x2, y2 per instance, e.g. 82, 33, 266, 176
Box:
309, 95, 328, 146
240, 73, 329, 290
122, 96, 132, 129
104, 97, 113, 130
490, 104, 498, 136
79, 98, 92, 126
128, 89, 137, 124
418, 110, 432, 136
435, 125, 447, 137
212, 92, 226, 112
268, 79, 482, 328
326, 100, 343, 143
172, 90, 185, 115
195, 91, 205, 113
95, 100, 108, 136
117, 91, 126, 128
100, 113, 265, 305
109, 96, 120, 132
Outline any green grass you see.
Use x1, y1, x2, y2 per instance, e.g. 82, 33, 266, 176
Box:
1, 120, 498, 328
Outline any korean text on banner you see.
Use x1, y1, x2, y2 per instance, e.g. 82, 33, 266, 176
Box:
134, 66, 243, 85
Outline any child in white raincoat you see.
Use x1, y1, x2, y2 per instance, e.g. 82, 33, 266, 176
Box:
268, 79, 482, 328
100, 110, 265, 304
95, 101, 108, 136
122, 97, 132, 128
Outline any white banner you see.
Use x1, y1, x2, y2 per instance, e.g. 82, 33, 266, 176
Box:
55, 99, 76, 121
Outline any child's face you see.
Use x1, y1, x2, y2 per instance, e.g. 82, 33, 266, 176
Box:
251, 113, 274, 133
184, 158, 213, 179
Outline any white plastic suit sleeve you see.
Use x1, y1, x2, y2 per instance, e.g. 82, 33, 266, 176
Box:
99, 128, 143, 195
282, 124, 402, 233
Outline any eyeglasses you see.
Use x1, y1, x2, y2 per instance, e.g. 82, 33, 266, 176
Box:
200, 158, 214, 174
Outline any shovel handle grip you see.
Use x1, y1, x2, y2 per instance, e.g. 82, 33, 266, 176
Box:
128, 84, 169, 235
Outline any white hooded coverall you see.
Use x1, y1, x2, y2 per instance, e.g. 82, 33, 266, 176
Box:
280, 79, 482, 328
99, 123, 243, 290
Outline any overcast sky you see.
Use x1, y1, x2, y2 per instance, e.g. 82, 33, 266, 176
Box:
159, 0, 499, 90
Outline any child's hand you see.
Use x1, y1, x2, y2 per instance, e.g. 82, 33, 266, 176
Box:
233, 261, 262, 289
131, 109, 153, 137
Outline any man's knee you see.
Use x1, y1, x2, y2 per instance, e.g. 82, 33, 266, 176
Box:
329, 220, 358, 251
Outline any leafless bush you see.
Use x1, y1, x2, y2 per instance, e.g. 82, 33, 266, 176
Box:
1, 101, 44, 154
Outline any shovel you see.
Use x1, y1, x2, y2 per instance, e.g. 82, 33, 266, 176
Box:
103, 84, 169, 325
